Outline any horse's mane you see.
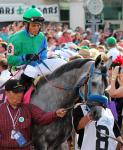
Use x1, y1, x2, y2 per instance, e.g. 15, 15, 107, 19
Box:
49, 59, 92, 78
36, 59, 92, 88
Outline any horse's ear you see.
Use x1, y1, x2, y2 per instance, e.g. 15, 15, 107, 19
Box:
95, 55, 101, 68
105, 56, 112, 69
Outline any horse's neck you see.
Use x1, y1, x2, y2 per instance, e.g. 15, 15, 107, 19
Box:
31, 60, 93, 110
54, 61, 93, 87
73, 61, 93, 82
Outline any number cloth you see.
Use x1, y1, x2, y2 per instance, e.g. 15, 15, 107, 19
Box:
73, 104, 121, 150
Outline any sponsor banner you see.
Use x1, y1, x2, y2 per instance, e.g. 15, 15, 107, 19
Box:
0, 3, 59, 22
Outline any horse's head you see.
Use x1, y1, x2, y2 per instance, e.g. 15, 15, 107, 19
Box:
87, 55, 112, 98
78, 55, 112, 103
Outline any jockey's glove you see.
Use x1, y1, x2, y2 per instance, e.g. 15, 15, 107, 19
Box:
89, 106, 102, 121
25, 54, 39, 61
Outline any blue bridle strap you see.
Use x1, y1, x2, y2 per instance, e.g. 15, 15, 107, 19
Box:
78, 63, 107, 101
75, 76, 88, 99
87, 63, 95, 98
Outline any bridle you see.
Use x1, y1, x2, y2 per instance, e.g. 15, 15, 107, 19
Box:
76, 62, 108, 101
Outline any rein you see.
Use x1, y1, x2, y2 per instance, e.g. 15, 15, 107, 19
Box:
36, 61, 108, 100
36, 63, 74, 90
35, 60, 93, 91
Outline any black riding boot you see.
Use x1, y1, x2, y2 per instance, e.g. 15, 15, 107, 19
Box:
20, 73, 34, 93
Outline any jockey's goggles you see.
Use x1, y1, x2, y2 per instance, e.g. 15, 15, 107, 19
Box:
23, 17, 44, 23
30, 17, 44, 22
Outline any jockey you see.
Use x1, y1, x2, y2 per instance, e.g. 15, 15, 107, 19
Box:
7, 5, 67, 92
7, 5, 47, 91
7, 5, 47, 67
73, 95, 123, 150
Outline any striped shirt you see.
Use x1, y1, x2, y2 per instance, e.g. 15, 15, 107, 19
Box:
0, 102, 57, 150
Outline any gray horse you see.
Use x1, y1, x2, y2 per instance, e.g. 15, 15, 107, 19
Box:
30, 55, 111, 150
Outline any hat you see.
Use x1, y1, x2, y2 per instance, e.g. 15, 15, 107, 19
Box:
106, 37, 116, 45
5, 79, 25, 93
88, 95, 108, 107
90, 48, 100, 59
80, 46, 89, 50
79, 46, 90, 57
23, 5, 44, 23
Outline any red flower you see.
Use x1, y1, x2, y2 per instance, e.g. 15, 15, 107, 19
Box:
113, 55, 123, 66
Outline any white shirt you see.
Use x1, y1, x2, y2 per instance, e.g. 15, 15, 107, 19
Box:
81, 106, 117, 150
0, 70, 11, 87
107, 47, 120, 60
0, 70, 11, 101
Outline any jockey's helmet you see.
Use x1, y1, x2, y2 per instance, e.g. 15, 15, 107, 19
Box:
23, 5, 44, 24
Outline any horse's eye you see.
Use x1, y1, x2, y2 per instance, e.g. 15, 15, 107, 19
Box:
92, 81, 97, 86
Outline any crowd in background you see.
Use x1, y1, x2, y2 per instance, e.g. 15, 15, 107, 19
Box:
1, 21, 123, 59
0, 21, 123, 136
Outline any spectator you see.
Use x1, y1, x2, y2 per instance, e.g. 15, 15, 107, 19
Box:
55, 25, 63, 39
11, 21, 24, 33
97, 45, 106, 53
0, 41, 7, 57
47, 35, 57, 58
106, 36, 120, 60
0, 79, 67, 150
72, 32, 81, 45
106, 64, 123, 129
0, 58, 11, 102
79, 40, 90, 47
0, 27, 9, 42
58, 30, 72, 45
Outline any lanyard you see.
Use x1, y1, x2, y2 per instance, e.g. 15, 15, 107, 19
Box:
7, 105, 20, 129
